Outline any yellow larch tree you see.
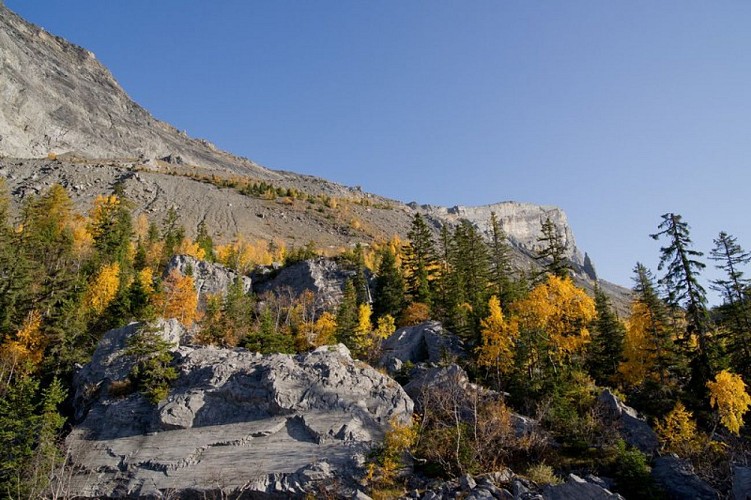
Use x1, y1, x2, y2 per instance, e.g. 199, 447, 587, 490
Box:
707, 370, 751, 435
176, 238, 206, 260
159, 269, 199, 327
87, 194, 120, 240
83, 262, 121, 315
373, 314, 396, 341
654, 401, 700, 456
0, 310, 45, 376
477, 295, 518, 376
512, 275, 595, 369
312, 312, 337, 347
353, 303, 374, 353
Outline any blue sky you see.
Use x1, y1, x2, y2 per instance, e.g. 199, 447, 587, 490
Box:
7, 1, 751, 299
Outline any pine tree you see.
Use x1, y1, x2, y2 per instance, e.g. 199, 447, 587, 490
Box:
403, 213, 437, 305
535, 216, 570, 279
373, 246, 405, 320
709, 232, 751, 379
650, 213, 713, 393
161, 207, 185, 268
587, 284, 626, 385
351, 244, 370, 305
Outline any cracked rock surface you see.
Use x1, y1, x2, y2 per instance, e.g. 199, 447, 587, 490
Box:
66, 322, 413, 498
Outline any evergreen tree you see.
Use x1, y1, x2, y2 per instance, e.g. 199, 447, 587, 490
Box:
351, 244, 370, 305
373, 246, 405, 320
710, 232, 751, 379
336, 280, 360, 351
195, 220, 215, 262
535, 216, 570, 279
650, 213, 713, 393
488, 212, 516, 305
450, 219, 491, 336
587, 284, 626, 385
161, 207, 185, 268
403, 213, 437, 305
432, 224, 456, 325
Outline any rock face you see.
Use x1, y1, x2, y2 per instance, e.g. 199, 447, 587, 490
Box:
0, 5, 274, 177
66, 321, 413, 498
424, 202, 586, 273
165, 254, 252, 308
379, 321, 465, 373
542, 474, 624, 500
253, 257, 368, 311
652, 455, 719, 500
733, 465, 751, 500
597, 389, 659, 454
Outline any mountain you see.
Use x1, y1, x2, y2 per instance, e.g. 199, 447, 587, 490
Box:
0, 4, 628, 306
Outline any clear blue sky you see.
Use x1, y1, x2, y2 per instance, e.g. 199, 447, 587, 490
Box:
7, 1, 751, 300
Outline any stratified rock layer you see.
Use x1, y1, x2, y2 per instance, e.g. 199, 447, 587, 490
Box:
66, 321, 413, 498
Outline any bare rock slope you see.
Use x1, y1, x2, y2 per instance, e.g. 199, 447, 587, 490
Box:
67, 320, 413, 498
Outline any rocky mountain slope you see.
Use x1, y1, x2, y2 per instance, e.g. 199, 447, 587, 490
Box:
0, 4, 628, 308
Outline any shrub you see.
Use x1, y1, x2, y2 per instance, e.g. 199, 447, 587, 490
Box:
526, 463, 561, 486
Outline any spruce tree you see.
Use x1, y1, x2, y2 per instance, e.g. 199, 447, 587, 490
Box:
488, 212, 516, 305
403, 213, 437, 305
535, 216, 570, 279
336, 280, 359, 350
710, 231, 751, 379
196, 220, 215, 262
650, 213, 713, 393
373, 247, 405, 320
587, 284, 626, 385
451, 219, 491, 320
351, 244, 370, 305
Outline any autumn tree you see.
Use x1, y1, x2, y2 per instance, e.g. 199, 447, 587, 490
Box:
654, 401, 700, 456
158, 269, 199, 327
707, 370, 751, 436
651, 213, 714, 395
88, 194, 133, 266
511, 275, 595, 394
83, 262, 121, 316
618, 264, 683, 414
477, 295, 518, 388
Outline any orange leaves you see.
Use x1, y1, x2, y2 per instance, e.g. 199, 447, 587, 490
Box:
655, 401, 699, 455
176, 238, 206, 261
157, 269, 199, 327
707, 370, 751, 435
477, 296, 518, 373
83, 262, 121, 315
215, 235, 285, 273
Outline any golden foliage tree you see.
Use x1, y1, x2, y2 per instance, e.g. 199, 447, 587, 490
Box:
158, 269, 199, 327
312, 311, 337, 347
512, 275, 595, 372
0, 310, 45, 377
477, 295, 518, 377
83, 262, 121, 315
707, 370, 751, 435
654, 401, 700, 456
176, 238, 206, 260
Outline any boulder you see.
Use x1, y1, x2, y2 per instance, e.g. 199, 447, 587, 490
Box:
542, 474, 624, 499
165, 254, 251, 309
379, 321, 465, 372
733, 465, 751, 500
253, 257, 369, 311
64, 322, 413, 498
652, 455, 719, 500
597, 389, 659, 454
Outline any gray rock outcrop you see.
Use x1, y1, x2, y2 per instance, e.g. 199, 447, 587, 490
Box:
379, 321, 465, 373
652, 455, 719, 500
597, 389, 659, 454
65, 321, 413, 498
253, 257, 369, 311
165, 254, 251, 308
0, 4, 275, 177
542, 474, 624, 500
733, 465, 751, 500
